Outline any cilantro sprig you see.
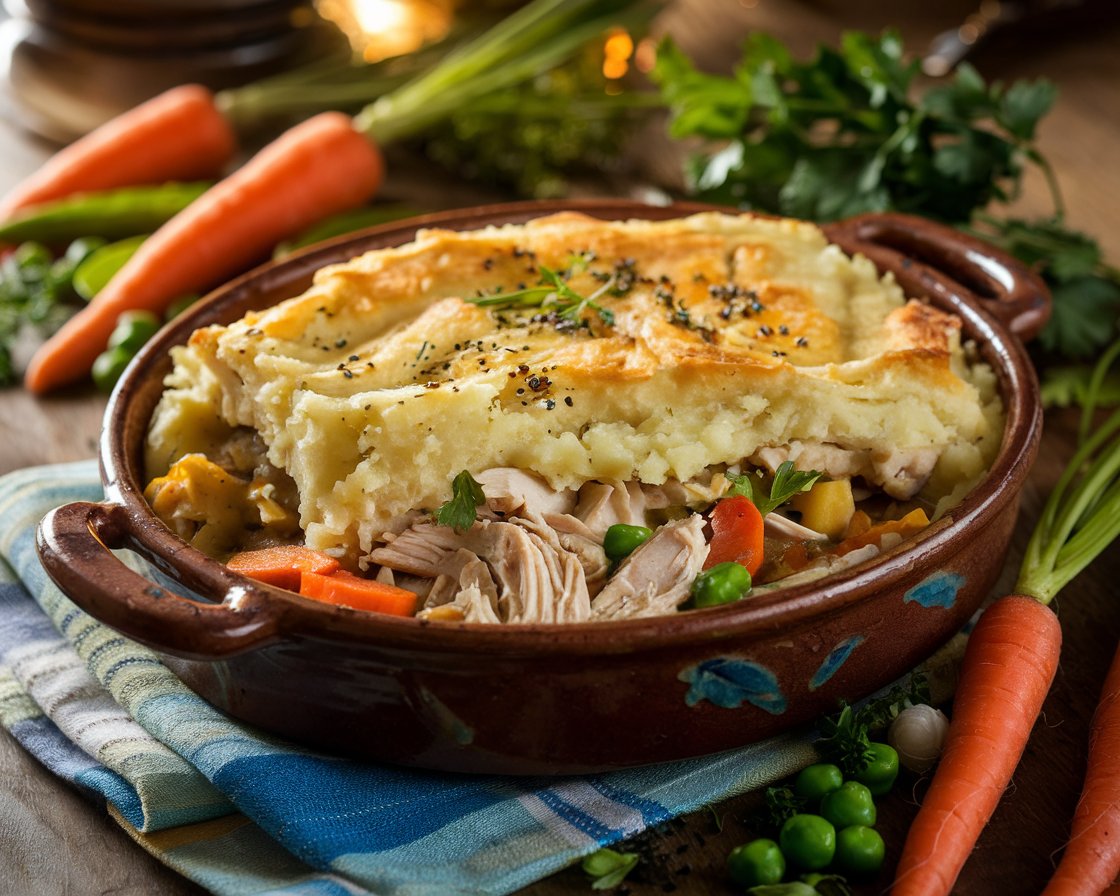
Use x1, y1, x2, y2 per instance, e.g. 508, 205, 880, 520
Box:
469, 257, 618, 327
728, 461, 822, 516
433, 470, 486, 533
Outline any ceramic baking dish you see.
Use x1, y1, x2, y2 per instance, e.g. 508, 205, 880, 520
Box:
36, 200, 1048, 774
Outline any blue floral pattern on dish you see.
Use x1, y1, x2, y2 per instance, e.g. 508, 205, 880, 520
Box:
679, 657, 787, 714
904, 572, 965, 609
809, 635, 865, 691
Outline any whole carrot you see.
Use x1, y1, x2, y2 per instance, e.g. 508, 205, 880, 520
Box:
892, 346, 1120, 896
0, 85, 236, 220
1041, 347, 1120, 896
23, 112, 382, 393
891, 594, 1061, 895
1043, 645, 1120, 896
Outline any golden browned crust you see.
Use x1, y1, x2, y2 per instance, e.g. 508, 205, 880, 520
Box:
147, 212, 1001, 559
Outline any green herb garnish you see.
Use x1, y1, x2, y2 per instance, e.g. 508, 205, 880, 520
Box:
0, 239, 101, 385
470, 261, 617, 327
760, 784, 806, 829
729, 461, 822, 515
581, 847, 639, 890
970, 215, 1120, 363
433, 470, 486, 533
651, 31, 1056, 224
814, 703, 878, 777
814, 673, 929, 775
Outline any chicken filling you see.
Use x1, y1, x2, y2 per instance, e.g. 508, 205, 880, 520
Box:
145, 434, 937, 624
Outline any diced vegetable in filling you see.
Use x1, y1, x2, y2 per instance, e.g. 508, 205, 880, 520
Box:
146, 439, 934, 622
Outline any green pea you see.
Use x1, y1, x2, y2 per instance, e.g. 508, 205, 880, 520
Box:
793, 763, 844, 803
820, 780, 877, 829
855, 742, 900, 797
690, 561, 751, 608
779, 813, 836, 871
108, 310, 160, 354
833, 825, 885, 876
91, 344, 134, 393
726, 838, 785, 887
603, 523, 652, 561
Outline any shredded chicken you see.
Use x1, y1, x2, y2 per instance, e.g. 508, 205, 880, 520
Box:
590, 516, 709, 621
372, 516, 591, 624
753, 439, 936, 500
364, 463, 915, 625
765, 512, 828, 541
475, 468, 576, 517
541, 513, 611, 597
756, 543, 881, 590
573, 480, 650, 537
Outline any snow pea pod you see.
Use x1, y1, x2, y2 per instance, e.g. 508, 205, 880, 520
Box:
0, 182, 211, 244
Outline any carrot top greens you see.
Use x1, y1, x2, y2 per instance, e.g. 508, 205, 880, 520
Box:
1017, 340, 1120, 604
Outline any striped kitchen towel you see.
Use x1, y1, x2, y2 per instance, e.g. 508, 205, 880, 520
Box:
0, 461, 818, 896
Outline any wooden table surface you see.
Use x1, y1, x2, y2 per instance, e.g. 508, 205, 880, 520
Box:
2, 2, 1119, 894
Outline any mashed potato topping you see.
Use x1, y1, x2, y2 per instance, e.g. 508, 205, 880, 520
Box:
146, 212, 1002, 571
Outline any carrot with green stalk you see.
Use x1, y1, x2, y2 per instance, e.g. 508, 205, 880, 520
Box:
1041, 339, 1120, 896
21, 0, 658, 393
891, 342, 1120, 896
0, 27, 467, 220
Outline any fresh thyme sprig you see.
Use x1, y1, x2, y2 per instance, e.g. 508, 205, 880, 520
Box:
469, 258, 618, 327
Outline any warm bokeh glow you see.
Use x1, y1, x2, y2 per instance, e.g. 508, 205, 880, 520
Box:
602, 28, 634, 81
316, 0, 453, 61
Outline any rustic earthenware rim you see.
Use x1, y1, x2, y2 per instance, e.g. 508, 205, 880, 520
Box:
96, 199, 1044, 657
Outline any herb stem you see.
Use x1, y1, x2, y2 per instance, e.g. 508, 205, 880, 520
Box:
1017, 403, 1120, 604
1080, 340, 1120, 443
1026, 147, 1067, 220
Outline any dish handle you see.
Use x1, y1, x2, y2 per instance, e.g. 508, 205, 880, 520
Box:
37, 501, 280, 659
823, 212, 1051, 342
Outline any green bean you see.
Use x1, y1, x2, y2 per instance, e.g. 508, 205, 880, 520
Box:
0, 182, 211, 244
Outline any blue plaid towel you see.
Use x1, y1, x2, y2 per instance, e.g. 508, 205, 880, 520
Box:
0, 461, 821, 896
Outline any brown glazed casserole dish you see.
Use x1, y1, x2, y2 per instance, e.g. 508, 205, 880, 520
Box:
36, 201, 1048, 775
